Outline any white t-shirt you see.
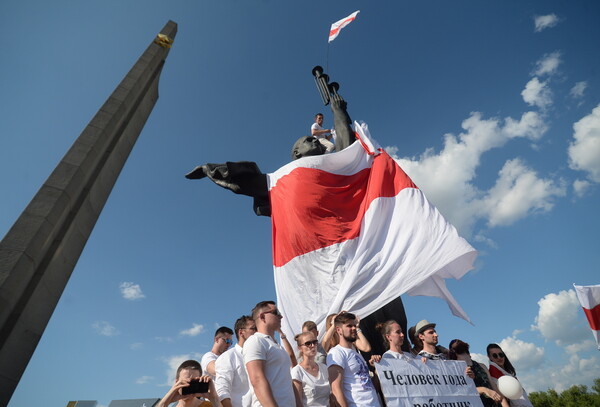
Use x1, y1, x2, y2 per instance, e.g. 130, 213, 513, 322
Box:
326, 345, 381, 407
311, 123, 331, 140
382, 349, 415, 362
201, 351, 218, 379
243, 332, 295, 407
215, 344, 251, 407
291, 362, 330, 407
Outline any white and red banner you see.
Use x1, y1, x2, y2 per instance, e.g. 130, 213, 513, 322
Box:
329, 11, 360, 42
268, 122, 477, 339
574, 283, 600, 349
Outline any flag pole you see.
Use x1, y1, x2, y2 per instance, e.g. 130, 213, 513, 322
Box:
326, 42, 330, 74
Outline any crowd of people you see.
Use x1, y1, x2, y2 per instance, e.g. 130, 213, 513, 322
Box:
157, 300, 533, 407
171, 114, 535, 407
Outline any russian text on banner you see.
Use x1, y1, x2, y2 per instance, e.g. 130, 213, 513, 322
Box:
375, 359, 483, 407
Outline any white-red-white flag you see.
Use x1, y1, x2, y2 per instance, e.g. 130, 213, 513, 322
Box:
268, 122, 477, 339
329, 11, 360, 42
574, 284, 600, 349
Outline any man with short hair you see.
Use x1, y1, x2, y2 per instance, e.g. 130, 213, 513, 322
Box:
301, 320, 327, 364
158, 359, 220, 407
327, 312, 381, 407
415, 319, 475, 382
243, 301, 298, 407
215, 316, 256, 407
202, 326, 234, 379
310, 113, 335, 153
415, 319, 446, 360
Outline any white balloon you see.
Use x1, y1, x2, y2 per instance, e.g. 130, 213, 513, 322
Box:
498, 375, 523, 400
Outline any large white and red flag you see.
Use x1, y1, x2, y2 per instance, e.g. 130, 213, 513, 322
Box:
329, 11, 360, 43
574, 284, 600, 349
268, 122, 477, 339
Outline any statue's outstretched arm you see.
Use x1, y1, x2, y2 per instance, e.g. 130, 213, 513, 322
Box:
185, 162, 270, 216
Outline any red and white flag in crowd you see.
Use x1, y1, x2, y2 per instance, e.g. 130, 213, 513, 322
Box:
574, 284, 600, 350
329, 10, 360, 42
268, 122, 477, 339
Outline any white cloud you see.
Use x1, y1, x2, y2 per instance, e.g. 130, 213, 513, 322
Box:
570, 81, 587, 99
534, 14, 559, 32
92, 321, 119, 337
470, 352, 488, 366
532, 51, 561, 77
473, 233, 497, 249
180, 323, 205, 337
565, 339, 596, 355
573, 179, 592, 198
136, 375, 154, 384
130, 342, 143, 350
531, 289, 590, 345
521, 78, 553, 109
503, 111, 547, 140
162, 353, 203, 386
568, 104, 600, 182
498, 336, 545, 372
520, 353, 600, 393
482, 158, 566, 227
119, 282, 145, 300
390, 110, 554, 236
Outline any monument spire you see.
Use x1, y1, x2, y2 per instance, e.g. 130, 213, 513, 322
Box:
0, 20, 177, 404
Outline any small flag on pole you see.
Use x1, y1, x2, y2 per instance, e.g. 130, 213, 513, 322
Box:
329, 10, 360, 42
574, 283, 600, 350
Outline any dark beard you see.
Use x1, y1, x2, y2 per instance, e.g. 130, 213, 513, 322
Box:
343, 334, 357, 343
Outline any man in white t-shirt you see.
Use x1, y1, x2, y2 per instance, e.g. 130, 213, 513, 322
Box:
215, 315, 256, 407
327, 312, 381, 407
311, 113, 335, 153
201, 326, 234, 379
243, 300, 299, 407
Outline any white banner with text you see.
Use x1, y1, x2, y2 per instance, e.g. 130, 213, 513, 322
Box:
375, 358, 484, 407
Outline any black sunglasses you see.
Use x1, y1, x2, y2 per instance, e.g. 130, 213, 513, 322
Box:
491, 352, 505, 359
301, 340, 319, 347
262, 309, 282, 317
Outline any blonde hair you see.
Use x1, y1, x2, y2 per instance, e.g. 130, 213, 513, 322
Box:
294, 332, 316, 358
376, 320, 400, 350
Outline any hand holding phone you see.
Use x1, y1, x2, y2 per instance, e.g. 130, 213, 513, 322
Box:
181, 378, 210, 395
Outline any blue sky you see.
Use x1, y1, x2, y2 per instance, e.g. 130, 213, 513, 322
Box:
1, 1, 599, 406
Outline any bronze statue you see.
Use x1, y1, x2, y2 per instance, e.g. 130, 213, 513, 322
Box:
186, 66, 409, 354
185, 67, 354, 216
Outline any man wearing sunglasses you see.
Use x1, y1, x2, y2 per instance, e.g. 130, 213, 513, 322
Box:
215, 315, 256, 407
202, 326, 234, 379
243, 300, 299, 407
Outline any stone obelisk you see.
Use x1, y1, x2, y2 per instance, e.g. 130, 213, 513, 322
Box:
0, 20, 177, 405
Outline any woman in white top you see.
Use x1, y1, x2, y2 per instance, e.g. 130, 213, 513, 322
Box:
376, 320, 414, 361
292, 332, 331, 407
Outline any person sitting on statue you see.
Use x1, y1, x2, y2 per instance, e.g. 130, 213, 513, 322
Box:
310, 112, 335, 153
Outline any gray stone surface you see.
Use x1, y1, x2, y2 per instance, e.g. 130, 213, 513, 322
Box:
0, 20, 177, 405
